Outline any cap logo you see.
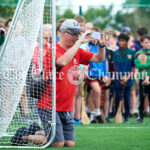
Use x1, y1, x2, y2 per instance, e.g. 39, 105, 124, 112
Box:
73, 22, 79, 27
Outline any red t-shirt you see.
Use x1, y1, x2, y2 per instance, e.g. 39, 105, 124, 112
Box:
37, 43, 94, 111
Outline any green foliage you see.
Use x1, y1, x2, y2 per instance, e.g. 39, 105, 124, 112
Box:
0, 0, 18, 5
124, 0, 140, 4
60, 9, 75, 19
139, 0, 150, 4
113, 0, 150, 34
0, 0, 150, 34
124, 0, 150, 5
56, 8, 75, 22
0, 5, 15, 19
56, 5, 113, 30
112, 9, 135, 31
83, 5, 113, 30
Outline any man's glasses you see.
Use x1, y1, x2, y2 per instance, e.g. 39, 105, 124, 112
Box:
66, 31, 80, 37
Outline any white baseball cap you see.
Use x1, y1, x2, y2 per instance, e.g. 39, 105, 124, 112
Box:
60, 19, 83, 34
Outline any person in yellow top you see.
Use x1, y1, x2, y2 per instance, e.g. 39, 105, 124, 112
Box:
134, 35, 150, 124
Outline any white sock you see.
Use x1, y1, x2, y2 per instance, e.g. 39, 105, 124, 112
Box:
90, 112, 95, 122
94, 109, 101, 116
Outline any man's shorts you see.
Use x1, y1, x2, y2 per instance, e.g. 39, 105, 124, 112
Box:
38, 108, 75, 142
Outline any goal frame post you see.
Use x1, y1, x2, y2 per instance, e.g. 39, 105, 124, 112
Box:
0, 0, 56, 148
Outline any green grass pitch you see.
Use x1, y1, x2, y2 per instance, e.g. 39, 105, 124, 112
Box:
0, 118, 150, 150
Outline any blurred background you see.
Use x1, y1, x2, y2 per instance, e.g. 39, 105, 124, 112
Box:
0, 0, 150, 34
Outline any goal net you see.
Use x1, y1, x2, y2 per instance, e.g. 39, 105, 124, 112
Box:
0, 0, 56, 148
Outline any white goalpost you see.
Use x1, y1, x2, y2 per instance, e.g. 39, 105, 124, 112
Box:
0, 0, 56, 148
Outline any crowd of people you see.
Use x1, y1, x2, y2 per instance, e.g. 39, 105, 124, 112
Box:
0, 15, 150, 147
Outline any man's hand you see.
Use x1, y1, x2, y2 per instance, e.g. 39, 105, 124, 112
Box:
98, 32, 105, 46
78, 30, 93, 44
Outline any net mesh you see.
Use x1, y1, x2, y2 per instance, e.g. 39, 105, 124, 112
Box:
0, 0, 55, 148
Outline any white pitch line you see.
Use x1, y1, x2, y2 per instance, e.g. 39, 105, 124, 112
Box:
75, 126, 150, 129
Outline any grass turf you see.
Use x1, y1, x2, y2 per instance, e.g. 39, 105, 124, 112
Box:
0, 118, 150, 150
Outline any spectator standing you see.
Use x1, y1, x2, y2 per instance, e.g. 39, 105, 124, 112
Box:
87, 27, 109, 123
134, 35, 150, 123
113, 33, 135, 123
134, 27, 148, 52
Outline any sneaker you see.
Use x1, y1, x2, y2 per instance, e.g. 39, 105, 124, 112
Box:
91, 120, 96, 123
124, 117, 130, 124
24, 116, 32, 124
130, 113, 138, 118
11, 127, 29, 146
144, 112, 150, 117
136, 118, 144, 124
124, 120, 130, 124
106, 118, 111, 123
74, 119, 82, 125
109, 112, 115, 118
95, 115, 104, 123
28, 122, 42, 135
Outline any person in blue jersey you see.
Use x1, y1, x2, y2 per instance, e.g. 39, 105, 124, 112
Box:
113, 33, 135, 123
87, 27, 110, 123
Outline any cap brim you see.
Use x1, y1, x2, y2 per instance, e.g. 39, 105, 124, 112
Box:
68, 28, 83, 34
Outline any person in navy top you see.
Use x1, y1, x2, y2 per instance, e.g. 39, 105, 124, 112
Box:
113, 33, 135, 123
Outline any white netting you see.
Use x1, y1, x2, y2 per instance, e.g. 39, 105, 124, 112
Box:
0, 0, 55, 148
0, 0, 45, 136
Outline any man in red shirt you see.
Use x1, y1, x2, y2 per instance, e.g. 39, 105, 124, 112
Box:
12, 19, 106, 147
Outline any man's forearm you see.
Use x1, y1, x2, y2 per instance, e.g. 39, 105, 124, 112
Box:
94, 33, 106, 62
90, 46, 106, 62
57, 40, 81, 66
99, 47, 106, 62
